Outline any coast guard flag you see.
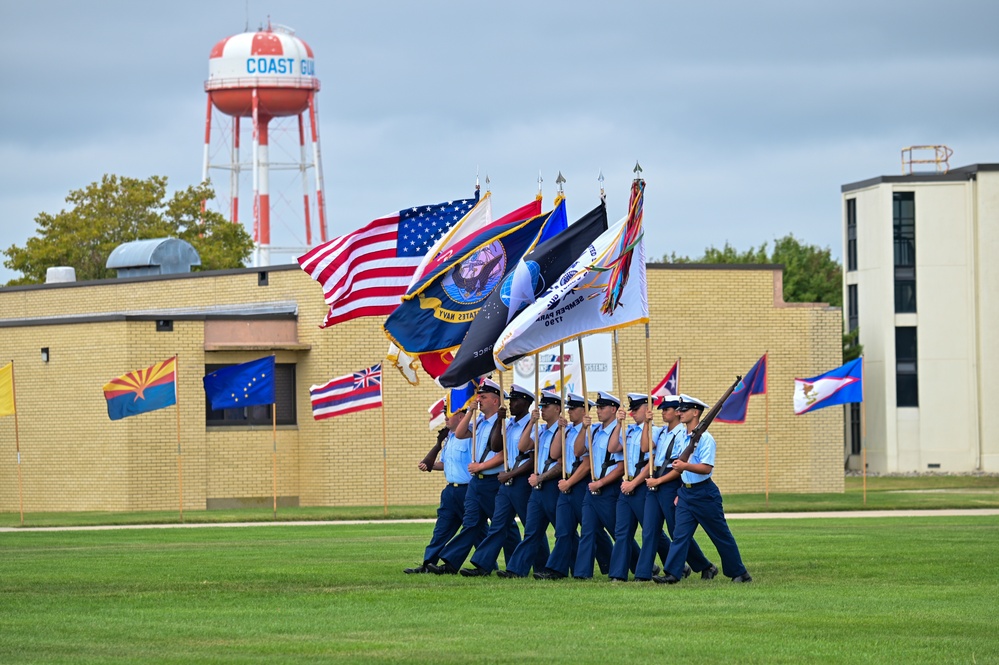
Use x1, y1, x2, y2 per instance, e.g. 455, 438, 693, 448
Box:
652, 359, 680, 404
103, 357, 177, 421
717, 354, 768, 423
297, 194, 479, 328
794, 358, 864, 415
203, 357, 276, 410
310, 364, 382, 420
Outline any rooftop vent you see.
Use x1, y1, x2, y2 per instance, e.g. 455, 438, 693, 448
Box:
106, 238, 201, 278
45, 266, 76, 284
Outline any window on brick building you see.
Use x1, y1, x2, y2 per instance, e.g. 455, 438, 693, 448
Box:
895, 327, 918, 407
205, 363, 297, 426
893, 192, 916, 313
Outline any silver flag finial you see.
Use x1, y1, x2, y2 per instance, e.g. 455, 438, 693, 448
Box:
556, 171, 566, 193
598, 169, 605, 200
538, 170, 543, 195
485, 174, 491, 193
633, 161, 643, 176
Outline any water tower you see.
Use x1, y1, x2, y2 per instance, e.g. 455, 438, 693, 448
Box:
202, 22, 327, 266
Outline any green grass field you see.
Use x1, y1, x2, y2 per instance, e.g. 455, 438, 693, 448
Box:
2, 515, 998, 664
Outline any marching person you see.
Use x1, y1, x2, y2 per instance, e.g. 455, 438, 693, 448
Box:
608, 393, 669, 582
405, 409, 471, 574
637, 395, 717, 580
428, 380, 520, 575
534, 392, 612, 580
499, 389, 564, 578
461, 384, 547, 576
656, 394, 752, 584
572, 391, 638, 579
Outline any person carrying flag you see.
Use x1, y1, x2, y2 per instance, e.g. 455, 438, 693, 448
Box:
638, 395, 717, 581
655, 394, 752, 584
405, 409, 470, 574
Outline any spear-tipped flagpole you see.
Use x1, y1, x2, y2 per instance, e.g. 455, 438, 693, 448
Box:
578, 337, 594, 482
537, 170, 543, 201
598, 170, 605, 202
556, 171, 566, 196
485, 174, 491, 195
559, 342, 567, 481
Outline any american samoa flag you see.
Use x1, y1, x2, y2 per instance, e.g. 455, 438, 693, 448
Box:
310, 363, 383, 420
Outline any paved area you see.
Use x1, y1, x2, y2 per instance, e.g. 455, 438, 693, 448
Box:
2, 509, 998, 533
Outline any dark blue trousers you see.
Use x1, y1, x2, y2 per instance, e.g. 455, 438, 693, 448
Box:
636, 478, 713, 578
574, 483, 632, 579
609, 485, 663, 580
505, 481, 559, 576
545, 482, 612, 577
469, 475, 535, 571
663, 479, 748, 580
440, 474, 507, 569
423, 483, 468, 565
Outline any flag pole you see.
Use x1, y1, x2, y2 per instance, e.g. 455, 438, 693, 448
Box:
498, 371, 508, 472
645, 324, 654, 478
534, 353, 540, 475
174, 356, 183, 523
861, 355, 867, 505
380, 369, 389, 517
613, 329, 628, 480
559, 342, 567, 481
11, 361, 24, 526
272, 397, 278, 520
578, 337, 594, 482
764, 351, 770, 508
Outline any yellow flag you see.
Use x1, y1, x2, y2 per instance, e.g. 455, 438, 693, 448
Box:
0, 362, 14, 417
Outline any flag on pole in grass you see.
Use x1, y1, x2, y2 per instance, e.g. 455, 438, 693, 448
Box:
717, 354, 768, 423
103, 357, 177, 421
651, 359, 680, 405
310, 364, 383, 420
793, 357, 864, 415
0, 362, 16, 417
297, 194, 479, 329
203, 357, 275, 411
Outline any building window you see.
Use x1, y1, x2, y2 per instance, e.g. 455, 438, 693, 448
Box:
850, 403, 862, 455
205, 363, 297, 426
895, 327, 918, 407
846, 198, 857, 272
847, 284, 858, 332
893, 192, 916, 312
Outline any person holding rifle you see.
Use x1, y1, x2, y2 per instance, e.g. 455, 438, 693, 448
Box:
637, 395, 717, 581
534, 392, 613, 580
405, 409, 471, 574
656, 393, 752, 584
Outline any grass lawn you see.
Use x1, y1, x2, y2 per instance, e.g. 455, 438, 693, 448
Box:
1, 516, 997, 663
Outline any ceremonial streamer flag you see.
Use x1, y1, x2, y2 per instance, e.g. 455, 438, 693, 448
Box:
384, 199, 552, 377
310, 363, 383, 420
0, 362, 15, 417
794, 358, 864, 415
439, 200, 608, 388
103, 357, 177, 421
297, 194, 479, 328
493, 215, 649, 368
717, 354, 768, 423
652, 359, 680, 404
203, 357, 276, 410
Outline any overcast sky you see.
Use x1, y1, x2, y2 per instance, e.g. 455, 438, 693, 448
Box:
2, 0, 997, 283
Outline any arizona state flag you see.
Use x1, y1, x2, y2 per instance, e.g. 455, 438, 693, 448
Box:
103, 357, 177, 421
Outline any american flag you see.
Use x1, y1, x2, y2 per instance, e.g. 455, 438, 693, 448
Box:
298, 196, 478, 328
310, 363, 383, 420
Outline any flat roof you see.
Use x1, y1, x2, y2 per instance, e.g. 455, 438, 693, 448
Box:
842, 163, 999, 193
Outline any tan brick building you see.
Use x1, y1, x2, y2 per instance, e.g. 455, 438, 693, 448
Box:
0, 263, 843, 513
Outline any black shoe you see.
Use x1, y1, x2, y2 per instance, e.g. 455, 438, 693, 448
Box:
403, 564, 428, 574
652, 573, 680, 585
701, 564, 719, 580
496, 569, 522, 579
459, 566, 492, 577
609, 576, 627, 583
732, 573, 753, 583
652, 564, 662, 576
426, 562, 457, 575
534, 570, 566, 580
633, 577, 652, 582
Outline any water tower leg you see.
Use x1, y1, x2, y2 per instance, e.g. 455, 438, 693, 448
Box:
201, 96, 213, 214
298, 112, 313, 246
231, 116, 240, 225
308, 92, 328, 243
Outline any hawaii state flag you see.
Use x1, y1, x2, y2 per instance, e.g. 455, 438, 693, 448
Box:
310, 364, 383, 420
103, 357, 177, 421
717, 354, 768, 423
794, 358, 863, 415
652, 359, 680, 405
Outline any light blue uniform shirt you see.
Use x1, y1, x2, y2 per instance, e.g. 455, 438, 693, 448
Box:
536, 421, 559, 474
653, 423, 685, 469
681, 429, 716, 484
623, 423, 650, 478
473, 412, 501, 475
563, 422, 583, 473
590, 421, 623, 480
505, 413, 533, 470
441, 432, 472, 484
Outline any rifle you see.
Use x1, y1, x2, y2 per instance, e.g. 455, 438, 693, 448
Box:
419, 426, 451, 470
675, 375, 742, 464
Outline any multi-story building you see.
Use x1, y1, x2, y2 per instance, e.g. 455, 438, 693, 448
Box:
842, 162, 999, 473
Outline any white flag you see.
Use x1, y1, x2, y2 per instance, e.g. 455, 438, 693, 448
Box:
493, 217, 649, 369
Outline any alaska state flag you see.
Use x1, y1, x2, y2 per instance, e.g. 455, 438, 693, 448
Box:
717, 354, 768, 423
794, 357, 864, 415
203, 356, 276, 410
103, 357, 177, 421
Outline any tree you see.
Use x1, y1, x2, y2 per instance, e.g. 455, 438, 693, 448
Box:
3, 175, 253, 285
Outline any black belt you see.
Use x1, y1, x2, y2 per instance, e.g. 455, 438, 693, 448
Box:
684, 478, 710, 488
448, 482, 467, 487
475, 473, 499, 480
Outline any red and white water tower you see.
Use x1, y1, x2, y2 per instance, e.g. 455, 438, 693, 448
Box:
203, 22, 327, 266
